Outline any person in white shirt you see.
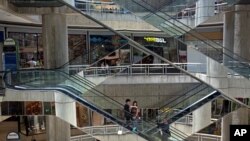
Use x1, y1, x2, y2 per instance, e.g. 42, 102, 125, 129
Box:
27, 58, 37, 67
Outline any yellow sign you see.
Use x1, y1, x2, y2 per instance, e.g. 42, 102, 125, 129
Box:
144, 37, 166, 43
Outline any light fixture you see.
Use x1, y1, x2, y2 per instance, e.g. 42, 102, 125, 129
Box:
117, 130, 123, 135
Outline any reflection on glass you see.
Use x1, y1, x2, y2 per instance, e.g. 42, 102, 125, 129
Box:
68, 34, 87, 65
8, 32, 44, 68
20, 116, 46, 136
76, 103, 89, 127
25, 102, 42, 115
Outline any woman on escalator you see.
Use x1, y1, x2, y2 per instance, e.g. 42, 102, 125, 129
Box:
131, 101, 140, 132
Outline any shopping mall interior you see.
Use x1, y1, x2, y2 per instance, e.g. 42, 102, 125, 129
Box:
0, 0, 250, 141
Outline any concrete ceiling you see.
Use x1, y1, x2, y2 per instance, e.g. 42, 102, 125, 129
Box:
0, 7, 35, 23
8, 0, 64, 7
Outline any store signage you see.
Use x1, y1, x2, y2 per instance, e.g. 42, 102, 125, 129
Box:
6, 132, 20, 140
4, 38, 16, 46
144, 37, 166, 43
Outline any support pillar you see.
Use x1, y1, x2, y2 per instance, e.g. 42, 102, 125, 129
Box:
192, 102, 211, 133
232, 108, 249, 125
223, 11, 235, 65
221, 5, 250, 141
195, 0, 215, 26
221, 113, 232, 141
42, 13, 68, 68
234, 5, 250, 60
46, 116, 71, 141
42, 13, 70, 141
221, 108, 249, 141
193, 52, 228, 133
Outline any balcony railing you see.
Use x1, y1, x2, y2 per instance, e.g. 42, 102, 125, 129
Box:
69, 63, 206, 76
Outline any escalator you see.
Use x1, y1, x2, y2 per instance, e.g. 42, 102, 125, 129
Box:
4, 69, 187, 141
111, 0, 239, 35
5, 0, 250, 140
111, 0, 250, 80
146, 82, 248, 138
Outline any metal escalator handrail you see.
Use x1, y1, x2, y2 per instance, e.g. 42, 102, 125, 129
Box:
4, 82, 152, 141
56, 0, 250, 110
167, 91, 220, 122
158, 83, 204, 110
151, 91, 221, 140
156, 84, 210, 119
34, 0, 250, 139
129, 0, 250, 66
4, 69, 189, 140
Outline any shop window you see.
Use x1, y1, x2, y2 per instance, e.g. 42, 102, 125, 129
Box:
1, 102, 24, 115
1, 102, 9, 115
90, 35, 128, 65
8, 32, 43, 68
25, 101, 42, 115
68, 34, 87, 65
43, 102, 55, 115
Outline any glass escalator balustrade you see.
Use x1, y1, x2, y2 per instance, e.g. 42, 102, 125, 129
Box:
5, 0, 246, 138
4, 69, 180, 141
111, 0, 250, 79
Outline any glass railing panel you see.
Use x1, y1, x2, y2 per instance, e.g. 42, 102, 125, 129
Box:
111, 0, 250, 80
4, 69, 180, 141
158, 87, 216, 122
184, 99, 245, 139
113, 0, 238, 29
158, 83, 207, 114
33, 0, 248, 139
60, 35, 129, 72
168, 95, 247, 140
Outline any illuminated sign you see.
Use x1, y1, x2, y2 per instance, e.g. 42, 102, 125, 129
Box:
144, 37, 166, 43
4, 38, 16, 46
6, 132, 20, 140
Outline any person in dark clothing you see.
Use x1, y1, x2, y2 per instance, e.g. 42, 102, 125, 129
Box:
124, 99, 131, 123
157, 119, 171, 141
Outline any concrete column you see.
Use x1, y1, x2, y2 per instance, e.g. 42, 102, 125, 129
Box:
223, 11, 235, 65
234, 5, 250, 60
221, 112, 232, 141
221, 108, 249, 141
221, 5, 250, 141
46, 116, 71, 141
232, 108, 249, 125
206, 58, 228, 93
192, 102, 211, 133
195, 0, 215, 26
42, 13, 70, 141
33, 116, 39, 130
42, 13, 68, 69
192, 56, 228, 133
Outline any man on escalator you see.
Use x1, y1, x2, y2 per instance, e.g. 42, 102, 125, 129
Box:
157, 118, 171, 141
124, 99, 131, 124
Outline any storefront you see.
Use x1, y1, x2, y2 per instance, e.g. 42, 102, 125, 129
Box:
134, 36, 187, 63
8, 32, 43, 68
89, 34, 128, 66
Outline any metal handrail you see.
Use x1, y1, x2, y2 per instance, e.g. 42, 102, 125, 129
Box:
69, 63, 206, 77
81, 125, 130, 135
70, 134, 96, 141
189, 133, 221, 141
